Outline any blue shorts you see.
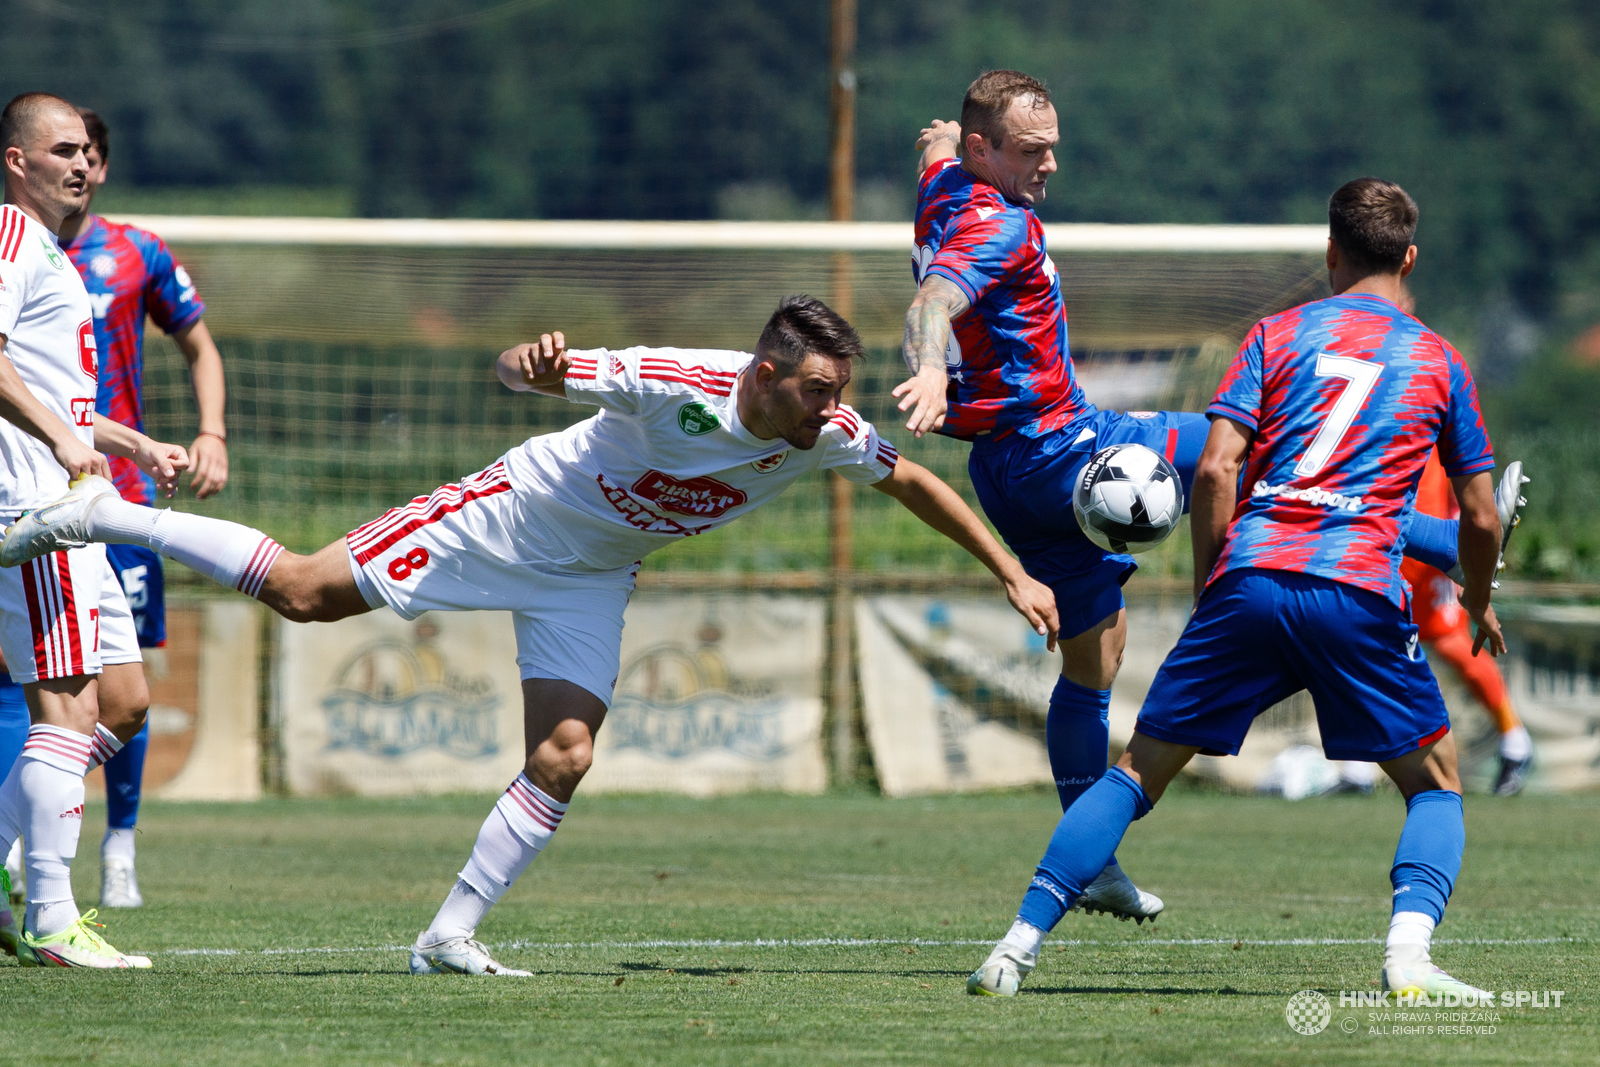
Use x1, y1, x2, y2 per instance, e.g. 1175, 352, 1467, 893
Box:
1135, 568, 1451, 763
968, 408, 1210, 639
106, 543, 167, 649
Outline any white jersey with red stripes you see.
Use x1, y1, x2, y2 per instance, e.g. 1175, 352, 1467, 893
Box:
491, 346, 899, 571
0, 204, 98, 513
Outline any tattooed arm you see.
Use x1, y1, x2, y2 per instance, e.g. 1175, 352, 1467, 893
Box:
892, 274, 970, 437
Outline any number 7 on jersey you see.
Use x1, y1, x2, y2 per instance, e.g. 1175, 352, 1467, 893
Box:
1294, 353, 1383, 477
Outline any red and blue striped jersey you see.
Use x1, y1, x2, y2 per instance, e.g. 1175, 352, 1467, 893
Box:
1207, 293, 1494, 606
913, 159, 1088, 441
64, 216, 205, 504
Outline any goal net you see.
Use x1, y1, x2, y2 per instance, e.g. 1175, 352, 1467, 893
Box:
128, 218, 1326, 582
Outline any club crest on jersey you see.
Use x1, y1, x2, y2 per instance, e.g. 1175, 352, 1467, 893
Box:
631, 470, 748, 518
40, 235, 65, 270
677, 401, 719, 435
88, 253, 117, 279
751, 452, 787, 473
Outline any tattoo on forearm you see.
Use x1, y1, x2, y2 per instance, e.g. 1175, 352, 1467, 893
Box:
902, 278, 969, 375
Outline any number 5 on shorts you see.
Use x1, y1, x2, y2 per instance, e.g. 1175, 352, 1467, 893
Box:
1294, 353, 1382, 477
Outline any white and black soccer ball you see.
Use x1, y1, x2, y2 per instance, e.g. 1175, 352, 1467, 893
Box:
1072, 443, 1183, 554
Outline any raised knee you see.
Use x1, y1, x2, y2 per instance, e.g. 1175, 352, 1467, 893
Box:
528, 737, 593, 795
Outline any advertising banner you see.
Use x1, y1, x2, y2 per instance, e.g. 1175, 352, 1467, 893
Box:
581, 595, 827, 796
278, 594, 826, 797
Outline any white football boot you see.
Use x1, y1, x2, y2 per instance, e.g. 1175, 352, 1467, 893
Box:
409, 933, 531, 976
0, 474, 120, 567
1382, 945, 1491, 1000
1447, 460, 1529, 589
1077, 862, 1165, 924
966, 939, 1037, 997
100, 858, 144, 909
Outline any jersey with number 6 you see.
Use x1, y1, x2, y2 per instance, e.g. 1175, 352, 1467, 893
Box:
500, 347, 900, 570
1206, 292, 1493, 606
0, 204, 97, 513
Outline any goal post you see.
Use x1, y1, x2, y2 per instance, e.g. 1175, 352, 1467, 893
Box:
124, 215, 1327, 582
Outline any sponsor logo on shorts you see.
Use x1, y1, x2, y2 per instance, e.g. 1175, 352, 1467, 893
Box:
677, 401, 719, 435
631, 470, 748, 518
608, 354, 625, 377
1128, 410, 1157, 418
750, 452, 787, 473
1251, 479, 1365, 512
60, 804, 83, 819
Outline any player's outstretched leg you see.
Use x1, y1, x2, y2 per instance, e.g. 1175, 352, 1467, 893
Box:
1, 475, 371, 623
969, 734, 1192, 996
1051, 608, 1165, 925
1403, 461, 1531, 582
411, 679, 603, 978
1377, 732, 1488, 999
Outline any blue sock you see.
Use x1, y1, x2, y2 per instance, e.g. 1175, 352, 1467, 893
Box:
1390, 790, 1464, 925
1017, 766, 1153, 932
103, 721, 149, 831
1401, 512, 1459, 574
1046, 677, 1111, 812
0, 677, 26, 784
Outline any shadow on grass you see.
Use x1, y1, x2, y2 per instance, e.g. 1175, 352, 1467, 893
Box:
1024, 984, 1282, 997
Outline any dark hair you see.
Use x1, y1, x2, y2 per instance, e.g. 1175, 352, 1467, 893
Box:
77, 106, 108, 162
1, 92, 77, 152
1328, 177, 1418, 274
960, 70, 1051, 150
755, 295, 863, 375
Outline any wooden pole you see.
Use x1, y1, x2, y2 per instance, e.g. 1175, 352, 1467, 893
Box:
828, 0, 857, 787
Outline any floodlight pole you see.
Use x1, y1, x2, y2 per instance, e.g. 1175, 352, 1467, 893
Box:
828, 0, 857, 788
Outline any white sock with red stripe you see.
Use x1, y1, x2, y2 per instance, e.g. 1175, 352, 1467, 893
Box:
88, 502, 285, 599
423, 774, 568, 943
15, 725, 90, 938
86, 723, 123, 771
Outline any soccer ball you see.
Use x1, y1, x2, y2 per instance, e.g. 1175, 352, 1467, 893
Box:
1072, 443, 1183, 554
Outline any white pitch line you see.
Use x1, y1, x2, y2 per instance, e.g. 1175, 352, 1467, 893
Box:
159, 935, 1582, 958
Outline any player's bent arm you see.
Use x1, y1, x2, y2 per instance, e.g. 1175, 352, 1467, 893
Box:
92, 414, 190, 498
1451, 470, 1507, 658
872, 456, 1059, 649
894, 275, 968, 437
916, 119, 961, 175
171, 318, 229, 498
497, 332, 570, 398
1191, 416, 1254, 600
0, 336, 110, 482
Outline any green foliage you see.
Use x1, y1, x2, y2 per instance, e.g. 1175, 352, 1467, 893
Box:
4, 1, 1598, 324
2, 792, 1594, 1064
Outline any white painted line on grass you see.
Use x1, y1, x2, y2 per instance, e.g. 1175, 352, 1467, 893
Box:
159, 935, 1582, 958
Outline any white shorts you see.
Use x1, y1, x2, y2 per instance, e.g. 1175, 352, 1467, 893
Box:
344, 461, 639, 706
0, 543, 141, 684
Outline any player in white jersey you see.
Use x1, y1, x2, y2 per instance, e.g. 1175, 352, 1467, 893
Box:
5, 294, 1060, 976
0, 93, 190, 968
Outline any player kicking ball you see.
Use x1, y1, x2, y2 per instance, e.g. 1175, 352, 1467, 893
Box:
3, 295, 1060, 977
968, 178, 1505, 999
893, 70, 1520, 928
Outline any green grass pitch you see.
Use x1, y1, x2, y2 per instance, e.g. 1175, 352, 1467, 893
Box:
4, 788, 1595, 1065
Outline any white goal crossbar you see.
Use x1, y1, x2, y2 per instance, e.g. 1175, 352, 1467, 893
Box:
107, 215, 1327, 253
